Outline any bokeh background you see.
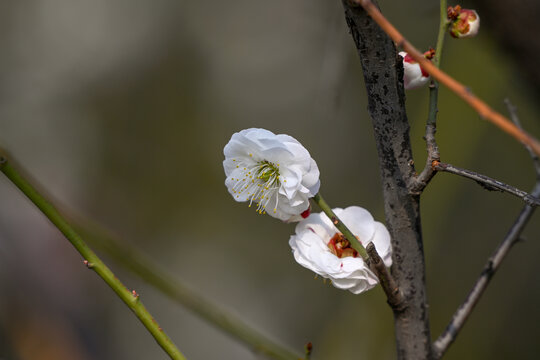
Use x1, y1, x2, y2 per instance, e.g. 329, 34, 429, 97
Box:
1, 1, 539, 359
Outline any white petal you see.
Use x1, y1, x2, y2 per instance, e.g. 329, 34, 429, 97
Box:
294, 213, 335, 241
302, 158, 321, 194
334, 206, 375, 245
370, 221, 393, 267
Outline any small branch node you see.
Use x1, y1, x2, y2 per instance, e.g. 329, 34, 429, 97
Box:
83, 260, 94, 269
524, 194, 540, 207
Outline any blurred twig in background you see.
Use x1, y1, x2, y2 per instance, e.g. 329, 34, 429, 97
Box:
76, 221, 303, 360
0, 149, 302, 360
433, 102, 540, 357
0, 150, 186, 360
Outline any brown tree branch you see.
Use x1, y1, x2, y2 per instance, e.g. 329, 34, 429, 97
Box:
353, 0, 540, 157
341, 1, 432, 358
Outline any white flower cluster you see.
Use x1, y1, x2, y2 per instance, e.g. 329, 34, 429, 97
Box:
223, 129, 392, 295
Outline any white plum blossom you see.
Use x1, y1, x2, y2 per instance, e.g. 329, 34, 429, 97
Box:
289, 206, 392, 294
223, 128, 320, 222
399, 50, 434, 90
448, 6, 480, 38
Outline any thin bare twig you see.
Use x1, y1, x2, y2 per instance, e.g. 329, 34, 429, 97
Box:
433, 161, 540, 206
432, 104, 540, 358
432, 181, 540, 358
353, 0, 540, 157
412, 99, 440, 194
410, 0, 448, 195
505, 99, 540, 178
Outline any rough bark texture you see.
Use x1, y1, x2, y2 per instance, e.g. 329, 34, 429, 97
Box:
340, 2, 433, 359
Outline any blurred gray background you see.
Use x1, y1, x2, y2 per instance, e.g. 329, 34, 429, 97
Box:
1, 0, 539, 359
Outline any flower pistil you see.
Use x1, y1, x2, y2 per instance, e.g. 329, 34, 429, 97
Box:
327, 232, 358, 259
230, 158, 282, 214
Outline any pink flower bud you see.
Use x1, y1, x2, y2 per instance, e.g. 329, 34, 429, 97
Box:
399, 49, 434, 90
448, 6, 480, 38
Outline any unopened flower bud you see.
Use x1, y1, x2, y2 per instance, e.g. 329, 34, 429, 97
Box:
448, 6, 480, 38
399, 49, 434, 90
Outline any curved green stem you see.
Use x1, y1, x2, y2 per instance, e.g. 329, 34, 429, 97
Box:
0, 153, 186, 360
311, 193, 368, 260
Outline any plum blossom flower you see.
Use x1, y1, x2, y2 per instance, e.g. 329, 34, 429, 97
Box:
448, 6, 480, 38
289, 206, 392, 294
399, 49, 435, 90
223, 128, 320, 222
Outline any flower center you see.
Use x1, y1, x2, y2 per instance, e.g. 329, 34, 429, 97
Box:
327, 233, 358, 258
230, 158, 282, 214
257, 161, 280, 184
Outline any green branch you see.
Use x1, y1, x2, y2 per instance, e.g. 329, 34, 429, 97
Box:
76, 223, 303, 360
311, 193, 368, 260
0, 152, 186, 360
429, 0, 449, 126
434, 0, 448, 69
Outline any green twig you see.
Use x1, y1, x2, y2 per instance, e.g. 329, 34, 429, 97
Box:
0, 152, 186, 360
76, 222, 303, 360
433, 0, 448, 69
311, 193, 368, 259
